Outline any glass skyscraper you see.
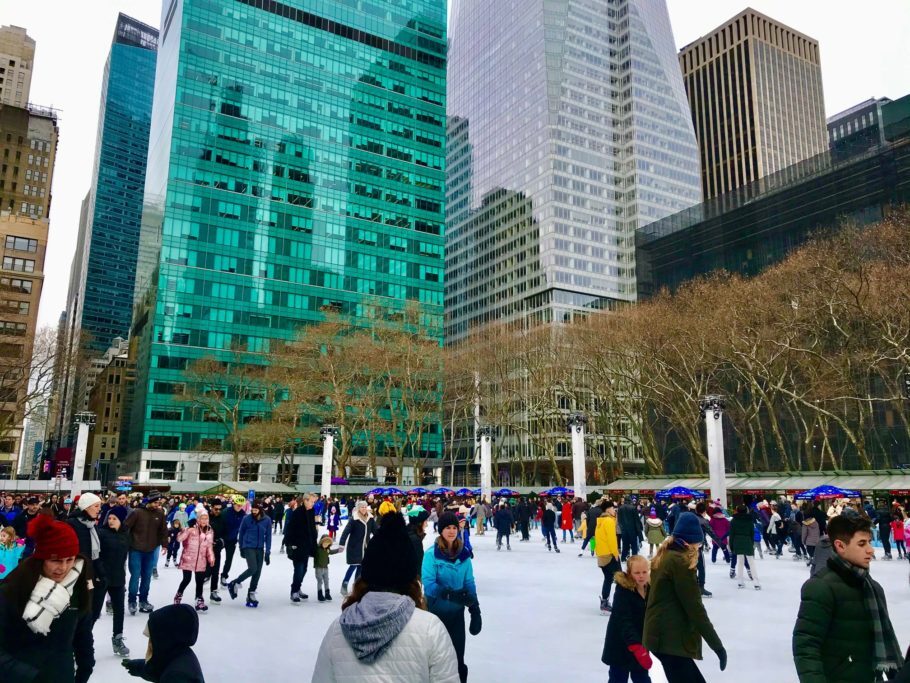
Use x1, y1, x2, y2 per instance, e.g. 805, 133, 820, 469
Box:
446, 0, 701, 342
68, 15, 158, 355
125, 0, 446, 482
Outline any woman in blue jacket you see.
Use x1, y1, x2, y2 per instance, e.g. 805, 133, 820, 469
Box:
423, 511, 482, 683
226, 500, 271, 608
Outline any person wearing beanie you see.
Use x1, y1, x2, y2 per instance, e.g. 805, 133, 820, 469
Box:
423, 508, 481, 683
99, 511, 132, 657
645, 510, 668, 558
67, 491, 107, 623
218, 496, 247, 588
11, 495, 41, 559
338, 500, 376, 597
284, 493, 318, 604
123, 490, 168, 616
643, 512, 726, 682
312, 512, 458, 682
226, 499, 271, 608
595, 500, 621, 613
0, 514, 95, 683
492, 502, 514, 551
122, 604, 205, 683
174, 506, 215, 612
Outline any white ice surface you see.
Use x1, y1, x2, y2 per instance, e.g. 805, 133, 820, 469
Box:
92, 528, 910, 682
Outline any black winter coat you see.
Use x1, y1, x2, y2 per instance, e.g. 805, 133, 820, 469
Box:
67, 509, 105, 582
542, 508, 556, 529
99, 526, 130, 588
407, 524, 425, 581
125, 603, 205, 683
493, 507, 514, 533
516, 502, 533, 523
601, 582, 649, 672
284, 507, 317, 561
0, 562, 95, 683
338, 516, 375, 565
617, 503, 643, 539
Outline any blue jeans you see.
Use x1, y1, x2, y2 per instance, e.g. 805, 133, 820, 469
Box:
128, 549, 157, 603
608, 666, 651, 683
543, 527, 558, 548
342, 564, 361, 584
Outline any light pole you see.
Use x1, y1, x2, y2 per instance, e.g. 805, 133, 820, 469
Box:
71, 412, 96, 498
699, 395, 726, 505
476, 426, 494, 502
567, 413, 588, 500
320, 425, 339, 500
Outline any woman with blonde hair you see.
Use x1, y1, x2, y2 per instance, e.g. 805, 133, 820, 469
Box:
643, 512, 726, 683
602, 555, 652, 682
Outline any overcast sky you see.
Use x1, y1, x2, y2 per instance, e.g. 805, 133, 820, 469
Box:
3, 0, 908, 331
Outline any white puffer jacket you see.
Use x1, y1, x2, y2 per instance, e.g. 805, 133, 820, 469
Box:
311, 607, 459, 683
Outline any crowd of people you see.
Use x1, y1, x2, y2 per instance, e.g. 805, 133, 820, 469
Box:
0, 487, 909, 682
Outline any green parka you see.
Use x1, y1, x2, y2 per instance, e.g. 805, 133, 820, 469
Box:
793, 556, 889, 683
729, 512, 755, 556
642, 547, 723, 660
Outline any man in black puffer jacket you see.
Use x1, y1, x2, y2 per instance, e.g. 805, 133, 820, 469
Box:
284, 494, 317, 603
793, 514, 904, 682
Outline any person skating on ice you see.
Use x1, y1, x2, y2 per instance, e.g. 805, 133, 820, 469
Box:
338, 500, 376, 597
124, 490, 168, 615
601, 555, 653, 683
423, 511, 481, 683
493, 500, 514, 551
793, 513, 904, 682
729, 505, 760, 589
99, 511, 132, 657
285, 493, 318, 604
173, 505, 215, 612
542, 501, 559, 552
218, 496, 246, 588
644, 510, 666, 558
595, 499, 621, 613
226, 499, 271, 608
314, 534, 343, 602
643, 512, 726, 683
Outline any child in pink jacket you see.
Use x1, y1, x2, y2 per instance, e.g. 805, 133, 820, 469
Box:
175, 505, 215, 611
891, 514, 906, 559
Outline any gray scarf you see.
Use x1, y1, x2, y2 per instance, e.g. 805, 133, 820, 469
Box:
830, 555, 904, 674
339, 591, 415, 663
79, 517, 100, 561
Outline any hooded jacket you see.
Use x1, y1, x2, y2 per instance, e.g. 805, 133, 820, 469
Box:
124, 603, 204, 683
312, 592, 459, 683
645, 517, 667, 545
601, 576, 649, 673
729, 512, 756, 556
801, 517, 821, 547
177, 524, 215, 573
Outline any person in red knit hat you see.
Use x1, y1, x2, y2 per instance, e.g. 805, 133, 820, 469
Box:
0, 513, 95, 683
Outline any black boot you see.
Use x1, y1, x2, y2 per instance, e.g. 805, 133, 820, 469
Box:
325, 589, 333, 601
317, 589, 325, 602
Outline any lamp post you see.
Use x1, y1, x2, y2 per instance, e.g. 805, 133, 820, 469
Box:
71, 412, 96, 498
476, 426, 494, 502
319, 426, 339, 500
699, 396, 726, 505
567, 413, 588, 500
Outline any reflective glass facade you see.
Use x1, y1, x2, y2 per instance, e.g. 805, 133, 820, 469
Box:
128, 0, 446, 462
445, 0, 700, 342
71, 15, 157, 354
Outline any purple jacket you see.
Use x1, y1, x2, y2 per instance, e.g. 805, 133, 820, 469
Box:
709, 513, 730, 542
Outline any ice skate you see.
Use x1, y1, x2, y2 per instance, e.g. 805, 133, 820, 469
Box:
599, 598, 611, 614
220, 575, 228, 587
754, 584, 762, 590
290, 590, 301, 604
245, 591, 259, 608
554, 546, 560, 553
227, 581, 239, 600
701, 588, 712, 598
325, 589, 333, 601
210, 590, 221, 604
340, 581, 349, 596
128, 601, 137, 616
738, 582, 745, 589
112, 634, 130, 658
139, 601, 154, 613
173, 592, 182, 605
152, 568, 159, 579
195, 597, 208, 613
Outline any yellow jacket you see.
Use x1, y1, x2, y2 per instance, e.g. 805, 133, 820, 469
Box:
594, 513, 620, 561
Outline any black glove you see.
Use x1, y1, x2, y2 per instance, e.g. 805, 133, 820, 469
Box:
264, 552, 271, 566
122, 659, 147, 678
717, 647, 727, 671
468, 604, 482, 636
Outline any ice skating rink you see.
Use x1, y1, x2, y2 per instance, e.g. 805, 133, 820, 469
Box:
92, 529, 910, 681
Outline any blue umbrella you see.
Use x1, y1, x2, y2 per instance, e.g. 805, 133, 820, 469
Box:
367, 487, 386, 496
382, 487, 404, 496
654, 486, 705, 501
471, 488, 482, 496
494, 488, 519, 497
542, 486, 574, 497
431, 487, 452, 496
407, 487, 430, 495
454, 487, 473, 496
794, 485, 861, 501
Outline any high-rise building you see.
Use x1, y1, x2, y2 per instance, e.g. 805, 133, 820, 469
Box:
828, 97, 892, 155
0, 26, 35, 107
445, 0, 701, 342
0, 212, 48, 475
86, 337, 132, 482
678, 9, 827, 200
0, 103, 58, 218
123, 0, 447, 484
66, 15, 158, 358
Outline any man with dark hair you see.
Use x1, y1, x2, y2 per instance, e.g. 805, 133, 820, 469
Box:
793, 514, 905, 682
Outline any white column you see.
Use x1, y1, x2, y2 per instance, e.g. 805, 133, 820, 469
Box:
477, 426, 493, 502
320, 426, 338, 500
569, 414, 587, 500
701, 396, 727, 505
71, 412, 95, 498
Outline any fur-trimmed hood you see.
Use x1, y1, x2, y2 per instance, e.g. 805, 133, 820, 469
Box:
645, 517, 664, 528
613, 570, 648, 593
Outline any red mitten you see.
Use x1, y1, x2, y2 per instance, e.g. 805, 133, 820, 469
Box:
0, 564, 5, 575
627, 644, 653, 670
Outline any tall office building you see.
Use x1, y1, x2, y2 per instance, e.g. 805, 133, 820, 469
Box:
0, 103, 58, 218
124, 0, 447, 484
679, 9, 827, 199
0, 26, 35, 107
445, 0, 701, 342
67, 15, 158, 357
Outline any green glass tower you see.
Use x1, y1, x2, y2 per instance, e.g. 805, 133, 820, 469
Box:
125, 0, 446, 483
